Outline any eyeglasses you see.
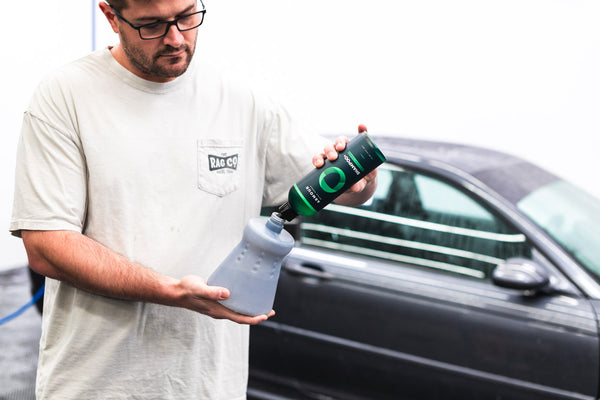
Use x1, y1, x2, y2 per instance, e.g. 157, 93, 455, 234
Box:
112, 1, 206, 40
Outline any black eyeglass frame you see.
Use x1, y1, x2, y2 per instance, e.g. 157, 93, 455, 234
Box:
111, 0, 206, 40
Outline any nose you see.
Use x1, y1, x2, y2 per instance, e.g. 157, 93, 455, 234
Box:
163, 24, 184, 47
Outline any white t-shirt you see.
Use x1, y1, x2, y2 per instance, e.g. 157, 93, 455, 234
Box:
10, 48, 323, 400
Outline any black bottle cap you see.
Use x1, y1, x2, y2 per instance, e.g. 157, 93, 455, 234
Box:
277, 202, 298, 222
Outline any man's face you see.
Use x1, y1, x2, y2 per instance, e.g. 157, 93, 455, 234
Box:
115, 0, 200, 82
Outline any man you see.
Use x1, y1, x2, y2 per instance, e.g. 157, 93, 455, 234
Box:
10, 0, 377, 399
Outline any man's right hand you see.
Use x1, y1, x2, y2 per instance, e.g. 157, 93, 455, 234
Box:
175, 275, 275, 324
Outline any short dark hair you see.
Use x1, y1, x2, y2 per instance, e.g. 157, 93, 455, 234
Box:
106, 0, 128, 13
107, 0, 158, 13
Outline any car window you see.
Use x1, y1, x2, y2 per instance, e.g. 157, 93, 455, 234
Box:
518, 180, 600, 280
300, 164, 532, 279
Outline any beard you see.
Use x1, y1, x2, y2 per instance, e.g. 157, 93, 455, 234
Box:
120, 34, 197, 80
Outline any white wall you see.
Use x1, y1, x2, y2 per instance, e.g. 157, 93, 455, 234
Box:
2, 0, 599, 270
1, 1, 92, 270
198, 1, 600, 198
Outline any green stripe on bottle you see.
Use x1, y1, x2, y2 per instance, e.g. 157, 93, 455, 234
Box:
347, 151, 364, 172
293, 184, 317, 214
375, 148, 386, 163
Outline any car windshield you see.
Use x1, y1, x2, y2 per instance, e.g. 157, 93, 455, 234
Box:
517, 180, 600, 279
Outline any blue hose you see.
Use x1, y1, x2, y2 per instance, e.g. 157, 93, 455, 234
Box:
0, 284, 45, 326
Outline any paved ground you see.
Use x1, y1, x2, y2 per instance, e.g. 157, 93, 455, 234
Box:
0, 266, 41, 400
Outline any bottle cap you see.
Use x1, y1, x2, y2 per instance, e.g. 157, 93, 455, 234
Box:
277, 202, 298, 222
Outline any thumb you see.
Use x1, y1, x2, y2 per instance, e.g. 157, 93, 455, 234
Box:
180, 275, 230, 300
358, 124, 368, 133
205, 284, 230, 300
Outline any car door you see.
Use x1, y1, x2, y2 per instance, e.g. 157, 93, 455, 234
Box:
249, 164, 599, 400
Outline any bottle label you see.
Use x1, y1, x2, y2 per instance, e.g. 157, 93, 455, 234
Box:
319, 167, 346, 193
291, 183, 318, 214
289, 133, 386, 216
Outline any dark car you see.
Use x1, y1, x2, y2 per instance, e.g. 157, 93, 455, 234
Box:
248, 136, 600, 400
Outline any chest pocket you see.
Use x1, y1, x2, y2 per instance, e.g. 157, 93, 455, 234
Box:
197, 139, 244, 197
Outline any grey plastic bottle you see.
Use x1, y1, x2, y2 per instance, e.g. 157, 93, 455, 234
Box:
207, 213, 294, 316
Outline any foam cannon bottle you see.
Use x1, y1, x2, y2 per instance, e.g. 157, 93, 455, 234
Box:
207, 129, 386, 316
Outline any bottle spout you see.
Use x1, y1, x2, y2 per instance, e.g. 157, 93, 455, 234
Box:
265, 212, 286, 233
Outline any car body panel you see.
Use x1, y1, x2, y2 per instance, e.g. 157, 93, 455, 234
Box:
251, 247, 599, 400
249, 137, 600, 400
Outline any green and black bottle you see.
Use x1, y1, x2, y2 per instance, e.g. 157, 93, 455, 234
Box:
278, 129, 386, 221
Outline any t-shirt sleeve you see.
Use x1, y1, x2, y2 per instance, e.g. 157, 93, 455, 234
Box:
9, 110, 87, 237
260, 99, 327, 207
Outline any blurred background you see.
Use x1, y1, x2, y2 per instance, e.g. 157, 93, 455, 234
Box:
2, 0, 599, 272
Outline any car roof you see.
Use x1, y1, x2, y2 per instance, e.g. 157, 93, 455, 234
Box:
371, 136, 560, 204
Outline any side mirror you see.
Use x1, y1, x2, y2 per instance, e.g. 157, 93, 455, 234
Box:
492, 258, 550, 292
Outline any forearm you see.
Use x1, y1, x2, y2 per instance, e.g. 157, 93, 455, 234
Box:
22, 230, 180, 305
21, 230, 272, 324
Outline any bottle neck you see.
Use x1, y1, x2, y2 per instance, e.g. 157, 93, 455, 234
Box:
265, 212, 286, 232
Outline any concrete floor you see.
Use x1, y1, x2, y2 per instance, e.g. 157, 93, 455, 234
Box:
0, 266, 41, 400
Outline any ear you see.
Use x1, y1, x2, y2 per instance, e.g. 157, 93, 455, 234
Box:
99, 2, 120, 34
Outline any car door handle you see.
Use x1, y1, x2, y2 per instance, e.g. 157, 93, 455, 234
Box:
284, 262, 335, 281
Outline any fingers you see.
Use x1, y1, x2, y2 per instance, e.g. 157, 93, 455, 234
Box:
211, 302, 275, 325
312, 136, 349, 168
313, 125, 367, 168
196, 295, 275, 325
312, 152, 326, 168
346, 169, 377, 193
349, 179, 367, 193
214, 304, 274, 325
334, 136, 349, 152
178, 276, 274, 325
